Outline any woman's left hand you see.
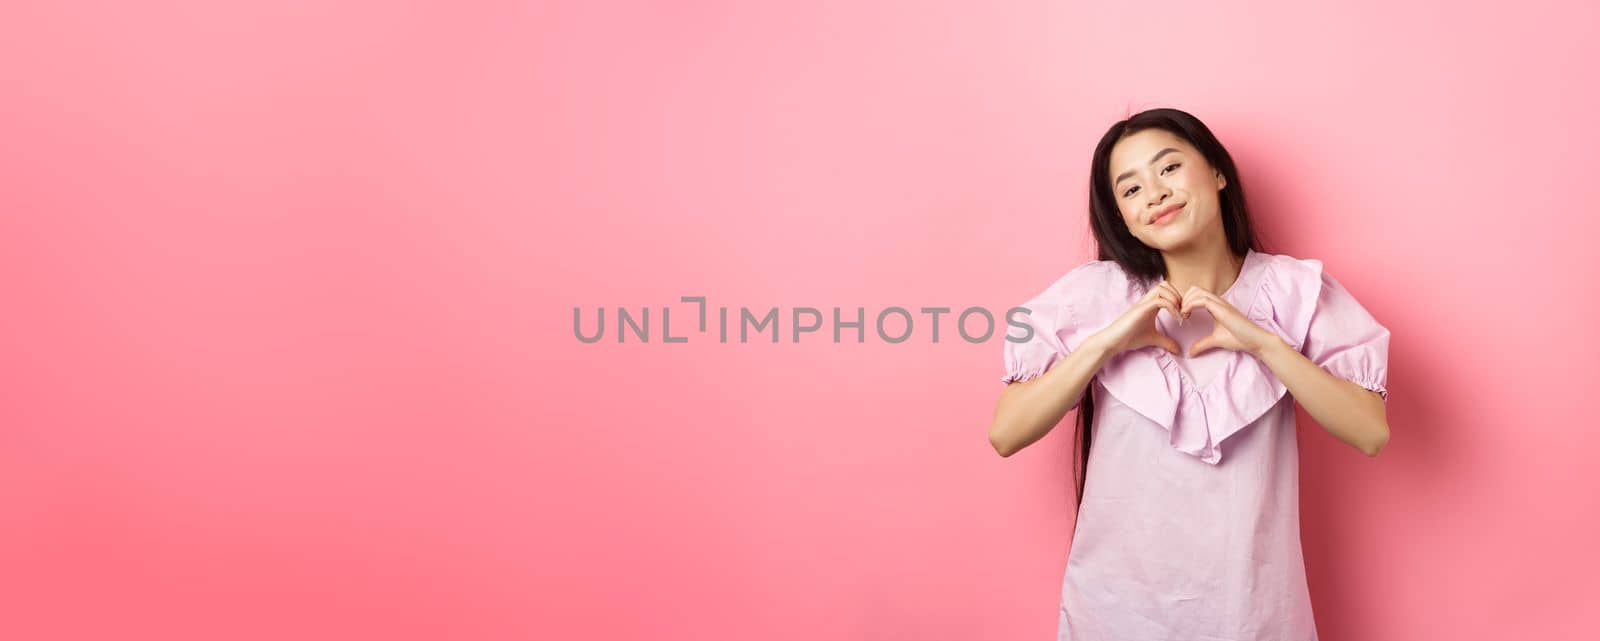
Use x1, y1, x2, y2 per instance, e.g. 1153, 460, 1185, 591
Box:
1180, 286, 1286, 357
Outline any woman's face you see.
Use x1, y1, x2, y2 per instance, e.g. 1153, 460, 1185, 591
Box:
1107, 128, 1229, 252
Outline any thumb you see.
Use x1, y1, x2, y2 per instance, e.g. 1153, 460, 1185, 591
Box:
1155, 334, 1181, 356
1188, 335, 1217, 357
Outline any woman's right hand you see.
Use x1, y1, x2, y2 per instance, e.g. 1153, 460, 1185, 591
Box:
1087, 280, 1184, 357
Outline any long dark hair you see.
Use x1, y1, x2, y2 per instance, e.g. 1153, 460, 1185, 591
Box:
1073, 107, 1266, 506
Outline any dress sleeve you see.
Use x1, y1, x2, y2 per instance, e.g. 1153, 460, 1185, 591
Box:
1000, 295, 1070, 385
999, 263, 1104, 410
1300, 270, 1391, 402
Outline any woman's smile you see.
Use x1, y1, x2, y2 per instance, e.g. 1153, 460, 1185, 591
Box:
1150, 203, 1185, 226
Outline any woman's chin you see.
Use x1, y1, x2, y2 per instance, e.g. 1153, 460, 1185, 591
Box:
1143, 226, 1196, 249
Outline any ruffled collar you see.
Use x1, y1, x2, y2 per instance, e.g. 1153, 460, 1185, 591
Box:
1089, 249, 1325, 465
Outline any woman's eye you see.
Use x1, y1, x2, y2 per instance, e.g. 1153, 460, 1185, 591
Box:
1122, 185, 1138, 198
1162, 162, 1181, 174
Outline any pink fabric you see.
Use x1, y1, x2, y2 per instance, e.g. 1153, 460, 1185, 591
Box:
1001, 248, 1391, 640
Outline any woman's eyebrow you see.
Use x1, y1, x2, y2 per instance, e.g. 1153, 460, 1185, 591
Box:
1114, 147, 1183, 184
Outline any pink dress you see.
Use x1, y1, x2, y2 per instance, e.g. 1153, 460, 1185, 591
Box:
1001, 248, 1390, 641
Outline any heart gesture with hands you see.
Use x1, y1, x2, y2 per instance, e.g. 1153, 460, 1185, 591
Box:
1089, 283, 1183, 358
1091, 280, 1284, 359
1172, 283, 1283, 357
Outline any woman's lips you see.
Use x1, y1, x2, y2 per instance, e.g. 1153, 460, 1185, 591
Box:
1151, 204, 1184, 225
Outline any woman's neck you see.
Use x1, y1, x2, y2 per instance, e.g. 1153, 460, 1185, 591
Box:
1162, 244, 1245, 294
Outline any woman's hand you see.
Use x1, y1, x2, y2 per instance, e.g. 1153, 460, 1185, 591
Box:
1089, 280, 1184, 357
1179, 286, 1285, 357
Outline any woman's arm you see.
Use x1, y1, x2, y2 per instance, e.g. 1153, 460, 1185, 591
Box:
1253, 338, 1390, 456
991, 280, 1184, 457
989, 334, 1116, 457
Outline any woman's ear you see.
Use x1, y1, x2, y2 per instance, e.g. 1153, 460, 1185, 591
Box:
1214, 170, 1227, 190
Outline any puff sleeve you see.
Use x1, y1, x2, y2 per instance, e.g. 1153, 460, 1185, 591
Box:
1300, 270, 1391, 402
1000, 295, 1069, 385
999, 263, 1108, 410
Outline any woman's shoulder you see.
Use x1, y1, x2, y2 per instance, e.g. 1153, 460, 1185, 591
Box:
1027, 258, 1136, 301
1021, 249, 1337, 309
1013, 259, 1142, 324
1251, 249, 1325, 277
1060, 258, 1128, 284
1249, 249, 1344, 306
1252, 250, 1377, 315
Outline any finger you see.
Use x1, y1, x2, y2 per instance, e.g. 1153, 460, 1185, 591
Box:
1160, 284, 1186, 322
1180, 292, 1210, 319
1183, 285, 1219, 301
1189, 334, 1215, 357
1156, 334, 1181, 356
1160, 281, 1183, 301
1146, 289, 1181, 321
1148, 286, 1174, 304
1153, 294, 1182, 325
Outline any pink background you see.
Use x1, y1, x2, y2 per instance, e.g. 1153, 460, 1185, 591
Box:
2, 2, 1595, 640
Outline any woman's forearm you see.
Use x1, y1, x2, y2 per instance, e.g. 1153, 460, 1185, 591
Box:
1253, 338, 1390, 456
989, 335, 1117, 457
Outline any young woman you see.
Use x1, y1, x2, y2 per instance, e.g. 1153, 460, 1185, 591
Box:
988, 107, 1391, 640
